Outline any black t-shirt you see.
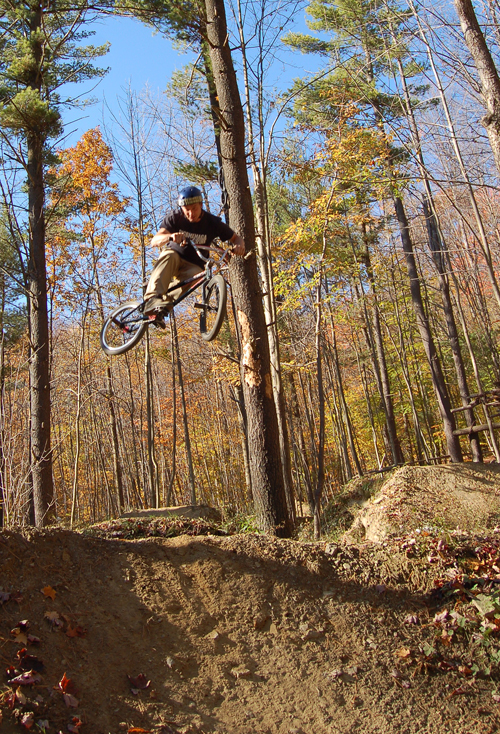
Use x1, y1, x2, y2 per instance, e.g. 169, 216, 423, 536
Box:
160, 208, 234, 268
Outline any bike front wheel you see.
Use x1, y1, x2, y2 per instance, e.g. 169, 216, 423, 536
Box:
200, 275, 227, 342
100, 300, 148, 356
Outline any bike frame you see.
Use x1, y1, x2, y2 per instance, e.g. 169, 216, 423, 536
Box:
156, 242, 229, 314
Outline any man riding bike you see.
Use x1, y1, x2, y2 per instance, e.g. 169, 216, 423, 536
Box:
143, 186, 245, 325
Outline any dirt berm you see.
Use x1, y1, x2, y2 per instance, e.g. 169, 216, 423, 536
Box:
1, 464, 500, 734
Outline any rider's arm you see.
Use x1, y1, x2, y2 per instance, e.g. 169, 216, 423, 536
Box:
151, 227, 185, 247
230, 232, 245, 256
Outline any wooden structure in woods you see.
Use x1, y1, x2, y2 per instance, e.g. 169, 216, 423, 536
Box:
452, 388, 500, 461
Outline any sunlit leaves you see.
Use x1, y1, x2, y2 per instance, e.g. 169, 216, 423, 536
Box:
46, 127, 130, 311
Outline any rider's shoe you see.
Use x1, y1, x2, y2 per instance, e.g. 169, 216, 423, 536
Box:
143, 296, 166, 315
149, 313, 167, 329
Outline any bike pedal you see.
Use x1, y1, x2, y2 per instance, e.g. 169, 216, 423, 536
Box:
148, 313, 166, 329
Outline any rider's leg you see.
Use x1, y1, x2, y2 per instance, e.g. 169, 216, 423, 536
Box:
144, 248, 181, 309
144, 250, 202, 313
167, 259, 204, 301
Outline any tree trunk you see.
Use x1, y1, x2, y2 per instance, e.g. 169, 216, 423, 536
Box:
313, 273, 325, 540
236, 14, 295, 520
230, 382, 253, 505
422, 197, 483, 462
394, 196, 463, 463
454, 0, 500, 175
27, 131, 54, 526
70, 316, 87, 527
0, 278, 5, 527
172, 314, 196, 504
204, 0, 292, 536
362, 244, 404, 465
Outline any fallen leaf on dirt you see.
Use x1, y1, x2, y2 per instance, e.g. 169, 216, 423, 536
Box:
128, 674, 150, 690
127, 729, 151, 733
63, 693, 79, 708
492, 693, 500, 703
44, 611, 63, 628
404, 614, 419, 625
36, 720, 49, 733
11, 620, 30, 644
433, 610, 449, 624
396, 647, 411, 659
11, 630, 28, 644
66, 624, 86, 638
15, 687, 27, 705
57, 673, 77, 694
42, 586, 56, 600
20, 711, 35, 729
8, 671, 42, 686
67, 717, 83, 733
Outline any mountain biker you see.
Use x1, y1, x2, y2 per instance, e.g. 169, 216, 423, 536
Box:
143, 186, 245, 323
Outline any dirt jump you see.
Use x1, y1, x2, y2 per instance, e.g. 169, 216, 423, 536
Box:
1, 464, 500, 734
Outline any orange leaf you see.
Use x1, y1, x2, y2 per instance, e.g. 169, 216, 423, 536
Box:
396, 647, 411, 659
66, 624, 86, 638
56, 672, 76, 694
42, 586, 56, 600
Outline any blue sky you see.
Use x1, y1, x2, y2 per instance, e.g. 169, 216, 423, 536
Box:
62, 11, 318, 145
63, 16, 189, 142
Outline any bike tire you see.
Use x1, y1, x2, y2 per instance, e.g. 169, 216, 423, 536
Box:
100, 300, 148, 356
200, 275, 227, 342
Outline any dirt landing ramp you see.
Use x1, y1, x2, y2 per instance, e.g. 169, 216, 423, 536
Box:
344, 463, 500, 543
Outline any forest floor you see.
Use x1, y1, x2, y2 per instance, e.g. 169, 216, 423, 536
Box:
2, 466, 500, 734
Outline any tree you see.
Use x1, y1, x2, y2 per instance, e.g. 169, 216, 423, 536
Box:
0, 0, 108, 525
125, 0, 293, 534
454, 0, 500, 176
203, 0, 292, 536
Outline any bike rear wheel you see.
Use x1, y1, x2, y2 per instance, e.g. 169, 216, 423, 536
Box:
100, 300, 148, 355
200, 275, 227, 342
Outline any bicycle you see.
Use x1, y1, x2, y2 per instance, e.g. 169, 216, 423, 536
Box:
100, 241, 230, 356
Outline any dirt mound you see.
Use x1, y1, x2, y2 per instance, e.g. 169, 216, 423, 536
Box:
344, 463, 500, 542
1, 522, 500, 734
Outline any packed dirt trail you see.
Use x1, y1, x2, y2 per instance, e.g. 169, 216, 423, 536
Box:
2, 466, 500, 733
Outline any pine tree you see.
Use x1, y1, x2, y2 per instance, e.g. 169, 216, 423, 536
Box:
0, 0, 108, 526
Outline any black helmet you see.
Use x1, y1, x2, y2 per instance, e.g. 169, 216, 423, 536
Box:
178, 186, 203, 207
